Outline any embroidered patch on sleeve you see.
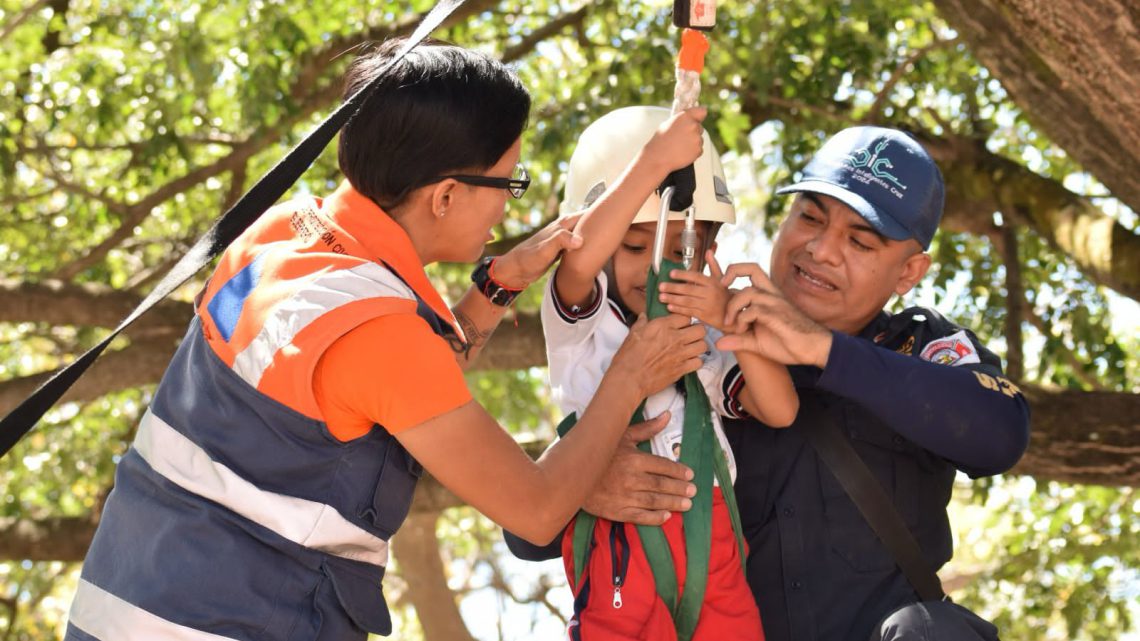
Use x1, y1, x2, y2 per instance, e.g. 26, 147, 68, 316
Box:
918, 329, 981, 366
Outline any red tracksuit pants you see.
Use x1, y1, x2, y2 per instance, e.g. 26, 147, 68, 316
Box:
562, 487, 764, 641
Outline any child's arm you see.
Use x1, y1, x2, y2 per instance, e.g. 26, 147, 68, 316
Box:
658, 251, 799, 426
733, 346, 799, 427
554, 107, 707, 309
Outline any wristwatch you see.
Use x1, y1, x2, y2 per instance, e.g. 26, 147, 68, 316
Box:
471, 256, 524, 307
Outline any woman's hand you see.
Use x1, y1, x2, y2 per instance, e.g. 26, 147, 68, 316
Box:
657, 250, 732, 331
491, 212, 584, 289
609, 313, 707, 398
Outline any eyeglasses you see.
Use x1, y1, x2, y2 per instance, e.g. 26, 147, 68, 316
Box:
436, 163, 530, 199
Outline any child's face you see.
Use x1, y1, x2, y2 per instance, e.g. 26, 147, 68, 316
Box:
611, 220, 711, 316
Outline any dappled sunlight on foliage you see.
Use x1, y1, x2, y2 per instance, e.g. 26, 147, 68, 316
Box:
0, 0, 1136, 639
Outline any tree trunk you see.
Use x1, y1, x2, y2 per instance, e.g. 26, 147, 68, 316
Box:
0, 515, 96, 563
1013, 386, 1140, 486
931, 134, 1140, 302
932, 0, 1140, 214
390, 510, 479, 641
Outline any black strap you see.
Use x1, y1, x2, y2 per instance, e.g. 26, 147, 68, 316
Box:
0, 0, 467, 459
801, 403, 946, 602
658, 165, 697, 210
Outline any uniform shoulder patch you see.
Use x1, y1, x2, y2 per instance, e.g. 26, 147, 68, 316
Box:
919, 329, 981, 367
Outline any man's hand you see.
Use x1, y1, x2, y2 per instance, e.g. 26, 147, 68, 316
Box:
657, 250, 732, 331
582, 414, 696, 525
716, 262, 833, 368
492, 213, 584, 289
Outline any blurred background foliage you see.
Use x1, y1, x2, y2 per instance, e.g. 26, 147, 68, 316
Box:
0, 0, 1136, 639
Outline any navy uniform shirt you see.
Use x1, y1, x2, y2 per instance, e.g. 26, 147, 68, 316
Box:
727, 307, 1029, 641
505, 306, 1030, 641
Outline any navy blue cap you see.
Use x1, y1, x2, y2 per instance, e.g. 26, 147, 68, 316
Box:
776, 126, 945, 249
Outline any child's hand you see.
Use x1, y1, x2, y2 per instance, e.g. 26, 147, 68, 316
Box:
643, 107, 707, 174
658, 250, 732, 331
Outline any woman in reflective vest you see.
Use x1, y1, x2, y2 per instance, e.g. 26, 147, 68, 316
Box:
66, 39, 708, 641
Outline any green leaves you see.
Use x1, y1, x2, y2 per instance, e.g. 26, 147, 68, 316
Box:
0, 0, 1136, 638
952, 479, 1139, 639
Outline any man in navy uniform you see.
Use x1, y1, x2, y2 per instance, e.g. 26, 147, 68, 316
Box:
508, 126, 1029, 641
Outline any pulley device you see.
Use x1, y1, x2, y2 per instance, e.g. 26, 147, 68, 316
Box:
652, 1, 715, 274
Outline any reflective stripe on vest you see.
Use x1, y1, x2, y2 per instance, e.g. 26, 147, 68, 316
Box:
69, 197, 455, 640
230, 260, 415, 393
134, 408, 389, 566
69, 579, 239, 641
198, 196, 446, 419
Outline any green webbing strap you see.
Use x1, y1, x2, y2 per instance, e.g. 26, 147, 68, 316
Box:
559, 407, 680, 611
560, 259, 747, 640
647, 260, 746, 566
632, 421, 681, 615
557, 413, 595, 592
646, 259, 710, 641
673, 372, 714, 641
709, 427, 747, 569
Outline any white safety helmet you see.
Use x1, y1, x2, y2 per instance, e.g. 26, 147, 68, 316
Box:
560, 106, 735, 225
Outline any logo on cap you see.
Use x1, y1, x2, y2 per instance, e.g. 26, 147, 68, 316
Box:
845, 139, 907, 198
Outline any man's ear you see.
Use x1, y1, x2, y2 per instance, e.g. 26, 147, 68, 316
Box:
430, 179, 460, 219
894, 246, 932, 296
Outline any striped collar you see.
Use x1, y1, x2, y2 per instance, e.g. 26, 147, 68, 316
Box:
321, 181, 461, 337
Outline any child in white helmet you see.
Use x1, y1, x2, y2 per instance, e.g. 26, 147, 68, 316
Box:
540, 105, 798, 640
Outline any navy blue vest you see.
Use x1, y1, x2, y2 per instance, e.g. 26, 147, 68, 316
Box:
67, 308, 451, 641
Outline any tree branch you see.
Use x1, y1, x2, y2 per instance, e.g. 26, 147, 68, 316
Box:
1000, 224, 1024, 380
43, 168, 132, 218
1013, 385, 1140, 487
390, 510, 479, 641
867, 37, 959, 123
0, 286, 540, 416
0, 279, 192, 336
0, 515, 95, 563
932, 0, 1140, 215
937, 138, 1140, 301
762, 94, 850, 124
501, 4, 594, 63
1021, 303, 1106, 391
0, 0, 52, 41
0, 337, 179, 416
21, 135, 237, 160
287, 0, 500, 104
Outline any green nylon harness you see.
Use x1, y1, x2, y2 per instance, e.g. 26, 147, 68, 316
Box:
560, 258, 746, 641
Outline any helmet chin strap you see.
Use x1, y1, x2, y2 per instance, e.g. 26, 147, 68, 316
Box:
601, 261, 636, 324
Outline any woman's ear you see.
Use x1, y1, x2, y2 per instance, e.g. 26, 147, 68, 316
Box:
430, 179, 459, 219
